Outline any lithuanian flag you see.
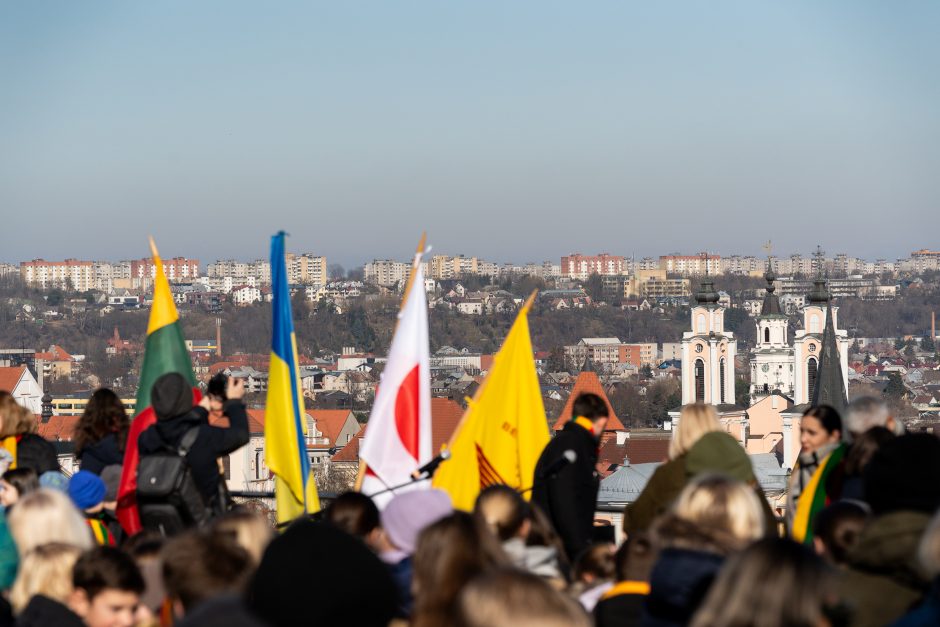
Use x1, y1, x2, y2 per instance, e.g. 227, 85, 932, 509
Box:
791, 443, 847, 544
116, 237, 197, 535
433, 293, 550, 510
265, 232, 319, 525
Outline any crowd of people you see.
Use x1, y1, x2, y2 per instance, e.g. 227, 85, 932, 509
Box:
0, 378, 938, 626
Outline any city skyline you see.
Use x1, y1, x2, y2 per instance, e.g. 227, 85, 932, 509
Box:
3, 2, 939, 266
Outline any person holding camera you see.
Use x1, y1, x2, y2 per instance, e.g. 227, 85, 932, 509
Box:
137, 372, 249, 516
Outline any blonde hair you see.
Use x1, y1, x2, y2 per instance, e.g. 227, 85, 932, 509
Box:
211, 509, 274, 565
691, 538, 832, 627
457, 568, 591, 627
670, 474, 765, 548
10, 542, 83, 613
7, 489, 94, 554
0, 392, 37, 439
474, 485, 529, 542
669, 403, 722, 460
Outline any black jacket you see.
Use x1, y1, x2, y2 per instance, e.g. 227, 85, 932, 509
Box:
15, 434, 59, 476
531, 420, 600, 563
77, 432, 124, 475
15, 595, 84, 627
642, 548, 724, 627
137, 400, 249, 504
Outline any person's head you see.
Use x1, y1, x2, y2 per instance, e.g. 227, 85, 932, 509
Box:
572, 393, 609, 435
812, 501, 870, 566
691, 537, 835, 627
381, 488, 453, 555
74, 389, 129, 454
7, 488, 94, 555
325, 491, 381, 540
206, 373, 228, 413
613, 533, 657, 583
249, 520, 398, 627
844, 396, 896, 439
0, 391, 37, 439
456, 568, 591, 627
162, 530, 253, 617
800, 405, 842, 454
150, 373, 193, 421
9, 542, 83, 614
654, 473, 765, 554
68, 470, 107, 514
474, 485, 531, 542
843, 426, 896, 477
864, 433, 940, 516
1, 467, 39, 507
69, 547, 145, 627
571, 543, 615, 585
210, 509, 274, 566
412, 511, 509, 627
670, 403, 722, 460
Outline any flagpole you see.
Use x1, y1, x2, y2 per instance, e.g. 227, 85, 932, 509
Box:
440, 289, 539, 452
355, 232, 427, 492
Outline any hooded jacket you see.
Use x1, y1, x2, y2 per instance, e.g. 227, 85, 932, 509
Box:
839, 511, 931, 627
642, 547, 724, 627
532, 420, 600, 562
14, 434, 59, 476
137, 400, 248, 504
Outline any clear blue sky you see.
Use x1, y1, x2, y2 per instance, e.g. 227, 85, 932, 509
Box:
1, 1, 938, 267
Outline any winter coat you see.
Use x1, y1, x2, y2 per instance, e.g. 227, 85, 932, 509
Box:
839, 511, 932, 627
14, 435, 58, 476
623, 457, 686, 536
531, 420, 600, 562
176, 594, 267, 627
14, 595, 84, 627
891, 578, 940, 627
137, 401, 248, 504
642, 547, 724, 627
502, 537, 563, 579
77, 433, 123, 475
594, 582, 649, 627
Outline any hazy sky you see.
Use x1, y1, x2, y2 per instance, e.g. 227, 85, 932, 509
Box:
2, 2, 938, 268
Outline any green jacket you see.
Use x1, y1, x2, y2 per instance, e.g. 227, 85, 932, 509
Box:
622, 456, 686, 536
839, 511, 931, 627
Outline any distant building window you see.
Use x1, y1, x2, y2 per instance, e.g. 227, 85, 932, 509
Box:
808, 358, 818, 400
810, 315, 820, 334
719, 358, 726, 404
764, 327, 770, 343
695, 359, 705, 402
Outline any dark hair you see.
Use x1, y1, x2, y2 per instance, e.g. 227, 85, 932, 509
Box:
813, 501, 869, 566
122, 530, 165, 561
844, 426, 896, 476
803, 405, 842, 436
73, 546, 145, 599
325, 492, 380, 538
2, 467, 39, 499
614, 533, 656, 582
73, 389, 129, 455
571, 544, 615, 583
162, 530, 253, 612
572, 393, 609, 422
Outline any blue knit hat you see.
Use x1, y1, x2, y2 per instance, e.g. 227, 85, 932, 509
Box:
68, 470, 106, 510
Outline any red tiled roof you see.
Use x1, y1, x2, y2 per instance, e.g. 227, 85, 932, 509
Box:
598, 436, 670, 466
554, 371, 625, 431
37, 415, 80, 441
0, 367, 27, 393
330, 397, 465, 463
309, 410, 356, 445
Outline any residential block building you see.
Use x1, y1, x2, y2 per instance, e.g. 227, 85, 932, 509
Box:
561, 253, 626, 280
20, 259, 94, 291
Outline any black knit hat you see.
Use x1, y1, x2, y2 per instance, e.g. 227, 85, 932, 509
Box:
247, 520, 397, 627
863, 433, 940, 515
151, 372, 192, 420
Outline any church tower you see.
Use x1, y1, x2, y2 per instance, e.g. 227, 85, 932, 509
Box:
750, 260, 794, 401
792, 276, 849, 405
681, 279, 737, 405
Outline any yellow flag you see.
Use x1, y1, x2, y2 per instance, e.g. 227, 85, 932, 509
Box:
433, 297, 550, 510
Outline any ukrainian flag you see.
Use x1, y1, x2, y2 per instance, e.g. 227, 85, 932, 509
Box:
265, 232, 319, 524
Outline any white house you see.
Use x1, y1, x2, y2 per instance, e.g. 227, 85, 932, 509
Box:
0, 366, 43, 413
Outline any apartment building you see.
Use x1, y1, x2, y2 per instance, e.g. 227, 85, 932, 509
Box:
129, 257, 200, 282
561, 253, 626, 280
658, 253, 720, 276
284, 253, 327, 286
20, 259, 94, 291
364, 259, 411, 287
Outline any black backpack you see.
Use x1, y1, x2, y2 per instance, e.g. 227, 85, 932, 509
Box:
137, 426, 210, 536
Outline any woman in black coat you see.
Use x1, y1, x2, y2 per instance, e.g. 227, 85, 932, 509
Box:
74, 389, 129, 475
